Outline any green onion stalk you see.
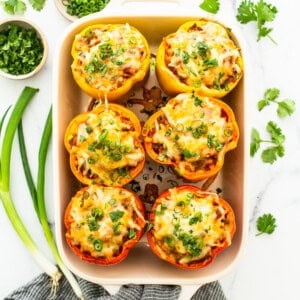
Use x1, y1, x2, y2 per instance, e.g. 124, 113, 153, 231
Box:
0, 87, 61, 287
18, 107, 83, 299
17, 91, 84, 298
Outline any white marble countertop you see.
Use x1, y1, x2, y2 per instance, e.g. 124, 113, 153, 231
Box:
0, 1, 299, 299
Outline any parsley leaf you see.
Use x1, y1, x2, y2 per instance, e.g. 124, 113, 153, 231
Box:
250, 121, 285, 164
257, 88, 296, 117
256, 213, 277, 235
236, 0, 278, 42
199, 0, 220, 14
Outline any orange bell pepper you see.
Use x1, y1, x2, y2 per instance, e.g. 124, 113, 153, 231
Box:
155, 19, 244, 98
71, 23, 150, 102
64, 103, 145, 187
142, 91, 239, 181
147, 185, 236, 269
65, 185, 146, 265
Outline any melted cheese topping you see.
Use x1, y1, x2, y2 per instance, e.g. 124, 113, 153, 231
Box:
71, 23, 148, 93
164, 21, 242, 91
69, 108, 144, 185
151, 93, 235, 173
67, 185, 145, 259
152, 188, 231, 264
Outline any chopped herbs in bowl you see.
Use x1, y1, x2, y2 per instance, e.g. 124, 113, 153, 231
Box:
0, 17, 48, 80
54, 0, 110, 22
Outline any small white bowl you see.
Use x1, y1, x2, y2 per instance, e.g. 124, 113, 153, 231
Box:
0, 17, 48, 80
54, 0, 78, 22
54, 0, 111, 22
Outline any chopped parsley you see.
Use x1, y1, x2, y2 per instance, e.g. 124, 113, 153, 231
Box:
0, 23, 44, 75
109, 210, 124, 222
128, 228, 137, 239
196, 41, 210, 58
87, 207, 103, 231
189, 212, 203, 225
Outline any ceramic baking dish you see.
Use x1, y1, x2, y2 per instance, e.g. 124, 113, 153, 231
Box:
53, 0, 249, 285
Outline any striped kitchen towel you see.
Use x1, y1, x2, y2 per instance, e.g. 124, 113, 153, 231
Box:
4, 272, 226, 300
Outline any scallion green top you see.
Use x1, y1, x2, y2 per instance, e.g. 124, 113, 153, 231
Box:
64, 0, 110, 18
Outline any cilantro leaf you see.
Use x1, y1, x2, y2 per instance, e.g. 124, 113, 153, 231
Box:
277, 100, 296, 118
255, 0, 277, 23
261, 145, 284, 164
2, 0, 26, 14
257, 99, 269, 111
250, 121, 285, 164
250, 128, 261, 157
236, 0, 278, 42
199, 0, 220, 14
257, 25, 272, 40
256, 213, 277, 235
257, 88, 295, 118
236, 0, 257, 24
28, 0, 46, 11
266, 121, 285, 145
264, 87, 280, 101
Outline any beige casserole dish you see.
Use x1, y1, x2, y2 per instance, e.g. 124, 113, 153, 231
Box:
53, 0, 249, 285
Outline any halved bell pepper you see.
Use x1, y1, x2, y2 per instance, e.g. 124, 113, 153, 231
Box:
147, 185, 236, 269
142, 91, 239, 181
65, 184, 146, 265
71, 23, 151, 102
155, 19, 244, 98
64, 103, 145, 187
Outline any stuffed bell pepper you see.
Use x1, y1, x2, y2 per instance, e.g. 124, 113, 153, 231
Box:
65, 184, 146, 265
155, 19, 243, 98
147, 185, 236, 269
71, 23, 151, 102
64, 103, 145, 186
142, 91, 239, 181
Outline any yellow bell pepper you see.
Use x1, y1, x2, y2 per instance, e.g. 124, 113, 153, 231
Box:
142, 91, 239, 182
155, 19, 244, 98
64, 103, 145, 187
71, 23, 151, 102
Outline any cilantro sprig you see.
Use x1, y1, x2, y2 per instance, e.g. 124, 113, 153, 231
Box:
1, 0, 26, 14
250, 121, 285, 164
0, 0, 46, 14
236, 0, 278, 43
256, 213, 277, 236
257, 88, 296, 118
199, 0, 220, 14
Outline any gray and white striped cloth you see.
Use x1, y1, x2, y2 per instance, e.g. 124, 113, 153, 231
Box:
5, 273, 226, 300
